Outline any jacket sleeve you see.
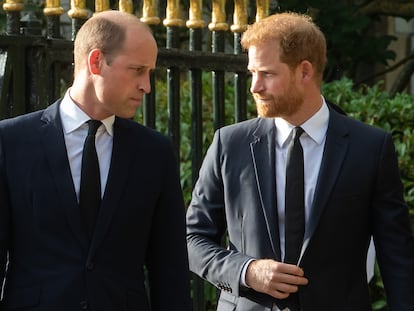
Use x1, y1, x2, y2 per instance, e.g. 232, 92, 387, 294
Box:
186, 129, 254, 298
372, 132, 414, 310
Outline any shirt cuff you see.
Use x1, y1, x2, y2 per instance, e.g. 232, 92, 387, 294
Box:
240, 258, 255, 288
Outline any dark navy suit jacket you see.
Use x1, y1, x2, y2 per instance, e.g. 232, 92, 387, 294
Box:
187, 106, 414, 310
0, 101, 191, 310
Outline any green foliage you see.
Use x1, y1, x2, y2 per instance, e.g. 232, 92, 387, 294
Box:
369, 262, 388, 310
276, 0, 397, 82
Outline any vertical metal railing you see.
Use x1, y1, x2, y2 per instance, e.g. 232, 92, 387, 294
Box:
1, 0, 24, 118
164, 0, 184, 161
187, 2, 205, 310
232, 0, 248, 123
209, 0, 227, 131
141, 0, 160, 130
43, 0, 64, 38
2, 0, 23, 34
187, 0, 204, 188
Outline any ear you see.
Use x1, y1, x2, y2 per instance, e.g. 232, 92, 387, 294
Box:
299, 60, 314, 82
88, 49, 103, 75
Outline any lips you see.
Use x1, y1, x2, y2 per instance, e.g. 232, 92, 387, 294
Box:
253, 94, 269, 101
130, 97, 142, 103
255, 98, 271, 104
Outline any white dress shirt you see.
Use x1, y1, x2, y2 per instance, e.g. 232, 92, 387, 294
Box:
59, 90, 115, 201
275, 99, 329, 262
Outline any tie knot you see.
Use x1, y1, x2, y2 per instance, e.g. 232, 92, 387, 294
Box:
292, 126, 304, 142
87, 120, 101, 136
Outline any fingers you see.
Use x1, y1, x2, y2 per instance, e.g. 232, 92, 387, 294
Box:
245, 259, 309, 299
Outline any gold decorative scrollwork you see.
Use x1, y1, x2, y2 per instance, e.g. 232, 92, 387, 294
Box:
163, 0, 184, 27
119, 0, 133, 14
208, 0, 228, 31
94, 0, 110, 14
256, 0, 269, 21
186, 0, 205, 29
2, 0, 24, 12
67, 0, 88, 19
44, 0, 64, 16
231, 0, 247, 33
141, 0, 160, 25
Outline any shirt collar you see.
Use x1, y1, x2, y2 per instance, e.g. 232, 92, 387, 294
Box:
275, 96, 330, 147
60, 89, 115, 136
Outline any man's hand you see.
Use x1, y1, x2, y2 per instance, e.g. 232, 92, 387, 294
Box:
245, 259, 308, 299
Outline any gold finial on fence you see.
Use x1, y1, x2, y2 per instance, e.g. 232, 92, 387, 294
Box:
119, 0, 133, 14
163, 0, 184, 27
2, 0, 24, 12
94, 0, 110, 14
255, 0, 269, 21
186, 0, 205, 29
208, 0, 228, 31
44, 0, 64, 16
141, 0, 160, 25
231, 0, 247, 33
67, 0, 88, 19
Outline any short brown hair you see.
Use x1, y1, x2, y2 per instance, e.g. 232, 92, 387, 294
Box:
73, 12, 129, 75
241, 12, 327, 84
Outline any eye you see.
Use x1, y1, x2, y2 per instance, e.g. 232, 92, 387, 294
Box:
248, 70, 273, 78
129, 66, 146, 74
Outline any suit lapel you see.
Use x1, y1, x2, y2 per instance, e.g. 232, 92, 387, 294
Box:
40, 101, 88, 251
88, 118, 133, 257
299, 110, 349, 262
250, 118, 281, 261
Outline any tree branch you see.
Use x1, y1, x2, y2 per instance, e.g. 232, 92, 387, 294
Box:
356, 52, 414, 84
390, 58, 414, 96
356, 0, 414, 18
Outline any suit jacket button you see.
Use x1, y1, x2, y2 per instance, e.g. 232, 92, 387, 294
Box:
80, 301, 88, 310
86, 262, 94, 270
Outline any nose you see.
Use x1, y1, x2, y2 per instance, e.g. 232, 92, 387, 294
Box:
250, 73, 263, 94
138, 73, 152, 94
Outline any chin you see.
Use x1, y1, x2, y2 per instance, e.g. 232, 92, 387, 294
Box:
257, 106, 277, 118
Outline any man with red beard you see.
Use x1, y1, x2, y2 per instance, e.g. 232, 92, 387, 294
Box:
186, 12, 414, 311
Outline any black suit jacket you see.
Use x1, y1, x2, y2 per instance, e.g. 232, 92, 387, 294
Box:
187, 106, 414, 310
0, 101, 191, 310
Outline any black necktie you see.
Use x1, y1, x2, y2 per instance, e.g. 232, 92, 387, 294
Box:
282, 126, 305, 311
285, 126, 305, 264
79, 120, 102, 239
